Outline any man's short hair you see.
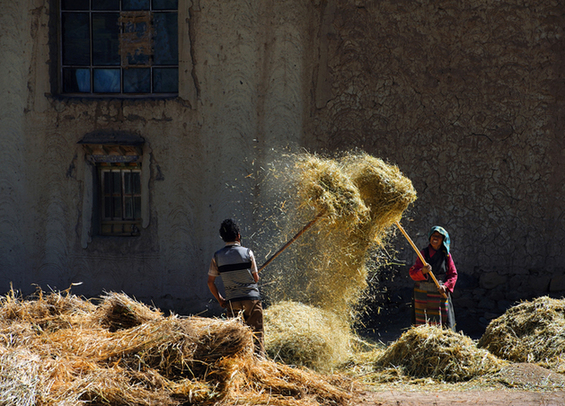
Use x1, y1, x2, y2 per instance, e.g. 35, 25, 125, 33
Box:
220, 219, 240, 242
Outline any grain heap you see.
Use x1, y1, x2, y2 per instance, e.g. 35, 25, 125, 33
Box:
264, 301, 354, 371
478, 296, 565, 373
341, 152, 417, 243
0, 289, 353, 406
295, 154, 369, 227
376, 325, 505, 382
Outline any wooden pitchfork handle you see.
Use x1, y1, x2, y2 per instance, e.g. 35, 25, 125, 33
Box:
258, 212, 324, 273
395, 220, 448, 299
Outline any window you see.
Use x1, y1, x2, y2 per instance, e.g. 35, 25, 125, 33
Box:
60, 0, 178, 95
78, 132, 147, 241
99, 164, 142, 236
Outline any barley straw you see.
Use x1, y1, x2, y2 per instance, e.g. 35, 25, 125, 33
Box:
259, 151, 563, 386
0, 348, 40, 406
478, 296, 565, 373
263, 151, 416, 320
0, 289, 353, 406
264, 301, 354, 372
376, 325, 506, 382
340, 152, 417, 243
295, 154, 369, 226
96, 292, 163, 331
258, 151, 416, 371
341, 297, 565, 385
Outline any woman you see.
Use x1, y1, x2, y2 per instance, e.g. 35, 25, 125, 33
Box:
409, 226, 457, 330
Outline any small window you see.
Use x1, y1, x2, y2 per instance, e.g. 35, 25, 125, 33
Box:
60, 0, 178, 96
99, 164, 142, 236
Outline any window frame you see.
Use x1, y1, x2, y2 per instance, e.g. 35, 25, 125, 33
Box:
98, 163, 142, 236
59, 0, 179, 98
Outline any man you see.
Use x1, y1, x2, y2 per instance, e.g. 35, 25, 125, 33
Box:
207, 218, 264, 355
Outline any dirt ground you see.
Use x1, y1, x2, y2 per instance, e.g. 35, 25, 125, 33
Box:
354, 389, 565, 406
351, 363, 565, 406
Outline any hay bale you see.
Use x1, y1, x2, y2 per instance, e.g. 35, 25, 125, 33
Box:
40, 363, 181, 406
0, 288, 96, 332
377, 325, 505, 382
264, 301, 353, 371
478, 296, 565, 372
0, 321, 38, 349
223, 356, 355, 406
0, 289, 353, 406
96, 292, 163, 332
0, 348, 40, 406
38, 316, 255, 380
295, 154, 369, 225
341, 152, 417, 243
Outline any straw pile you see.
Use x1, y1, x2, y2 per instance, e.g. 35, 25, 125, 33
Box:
294, 152, 416, 242
262, 151, 416, 319
264, 301, 354, 372
296, 154, 369, 226
375, 325, 505, 382
0, 289, 353, 406
478, 296, 565, 372
341, 152, 417, 244
96, 292, 163, 331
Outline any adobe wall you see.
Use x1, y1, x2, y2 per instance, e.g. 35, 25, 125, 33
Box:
0, 0, 564, 335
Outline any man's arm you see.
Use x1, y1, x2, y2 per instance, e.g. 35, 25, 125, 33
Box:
250, 250, 259, 282
208, 257, 227, 307
207, 275, 227, 307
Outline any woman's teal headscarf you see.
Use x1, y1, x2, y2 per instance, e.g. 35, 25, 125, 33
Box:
428, 226, 450, 254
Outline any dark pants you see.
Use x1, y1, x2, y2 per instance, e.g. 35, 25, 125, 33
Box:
226, 299, 265, 356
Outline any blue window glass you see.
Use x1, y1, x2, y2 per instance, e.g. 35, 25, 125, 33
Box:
124, 69, 151, 93
92, 0, 119, 10
63, 68, 91, 92
92, 13, 120, 66
153, 68, 178, 93
123, 0, 150, 10
93, 69, 121, 92
153, 12, 178, 65
61, 0, 89, 10
153, 0, 178, 10
62, 13, 90, 65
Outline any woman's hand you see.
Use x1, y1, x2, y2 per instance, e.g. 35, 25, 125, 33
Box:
422, 264, 432, 275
